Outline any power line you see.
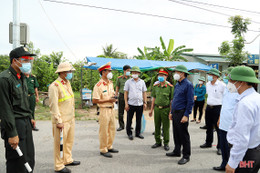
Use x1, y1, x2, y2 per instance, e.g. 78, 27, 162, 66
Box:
42, 0, 260, 32
177, 0, 260, 15
168, 0, 260, 24
38, 0, 77, 59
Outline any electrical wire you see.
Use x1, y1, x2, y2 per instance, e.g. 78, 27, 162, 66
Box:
42, 0, 260, 32
38, 0, 77, 59
176, 0, 260, 15
168, 0, 260, 24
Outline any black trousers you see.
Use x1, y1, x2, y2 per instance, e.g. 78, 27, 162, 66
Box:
1, 117, 35, 173
172, 109, 191, 159
219, 129, 230, 168
193, 100, 205, 120
235, 146, 260, 173
126, 105, 143, 136
205, 105, 221, 149
118, 93, 125, 128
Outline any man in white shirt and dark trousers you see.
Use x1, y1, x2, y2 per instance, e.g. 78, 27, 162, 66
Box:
225, 66, 260, 173
124, 66, 147, 140
200, 68, 226, 156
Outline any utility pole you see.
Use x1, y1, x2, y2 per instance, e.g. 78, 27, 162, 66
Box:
258, 37, 260, 93
13, 0, 20, 49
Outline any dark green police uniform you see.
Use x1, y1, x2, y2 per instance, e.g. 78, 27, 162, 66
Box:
152, 82, 174, 145
116, 75, 130, 129
26, 75, 39, 119
0, 66, 35, 173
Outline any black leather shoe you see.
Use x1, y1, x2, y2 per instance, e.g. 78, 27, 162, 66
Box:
166, 151, 181, 157
164, 145, 170, 151
200, 125, 207, 129
217, 149, 222, 155
32, 127, 39, 131
100, 152, 113, 158
213, 166, 225, 171
178, 158, 190, 165
200, 143, 212, 148
108, 148, 119, 153
55, 167, 71, 173
135, 134, 144, 139
128, 135, 133, 140
117, 127, 124, 131
65, 161, 80, 166
151, 143, 161, 148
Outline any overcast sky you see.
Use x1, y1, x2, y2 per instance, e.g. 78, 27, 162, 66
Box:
1, 0, 260, 62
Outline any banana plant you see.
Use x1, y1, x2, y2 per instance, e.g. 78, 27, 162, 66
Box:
160, 36, 193, 61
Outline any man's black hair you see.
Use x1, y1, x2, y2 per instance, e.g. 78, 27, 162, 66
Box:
123, 65, 131, 71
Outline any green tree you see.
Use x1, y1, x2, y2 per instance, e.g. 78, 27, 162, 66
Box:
218, 15, 251, 66
0, 55, 10, 72
98, 44, 127, 59
160, 36, 193, 61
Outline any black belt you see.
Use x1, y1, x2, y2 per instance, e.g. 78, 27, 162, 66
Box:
207, 105, 221, 109
155, 105, 170, 109
28, 93, 35, 96
173, 109, 185, 113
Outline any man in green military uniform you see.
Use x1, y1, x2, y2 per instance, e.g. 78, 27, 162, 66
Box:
0, 46, 36, 173
115, 65, 131, 131
149, 68, 173, 151
25, 73, 40, 131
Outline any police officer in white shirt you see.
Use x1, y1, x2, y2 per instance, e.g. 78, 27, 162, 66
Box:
200, 68, 226, 156
225, 66, 260, 173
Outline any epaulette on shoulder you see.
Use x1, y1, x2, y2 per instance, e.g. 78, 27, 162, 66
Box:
97, 81, 102, 87
153, 83, 160, 87
118, 75, 123, 79
0, 69, 12, 78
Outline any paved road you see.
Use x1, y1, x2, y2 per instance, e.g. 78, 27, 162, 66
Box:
0, 119, 221, 173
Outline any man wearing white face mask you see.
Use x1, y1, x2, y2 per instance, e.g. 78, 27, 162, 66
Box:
200, 68, 226, 156
166, 65, 194, 165
225, 66, 260, 173
49, 62, 80, 173
92, 62, 118, 158
124, 66, 147, 140
115, 65, 131, 131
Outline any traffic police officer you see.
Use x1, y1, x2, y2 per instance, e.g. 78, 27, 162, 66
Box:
115, 65, 131, 131
49, 62, 80, 173
225, 66, 260, 173
0, 46, 36, 173
25, 73, 40, 131
149, 68, 173, 151
92, 62, 119, 158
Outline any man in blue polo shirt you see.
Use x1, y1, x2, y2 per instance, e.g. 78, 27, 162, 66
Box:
166, 65, 194, 165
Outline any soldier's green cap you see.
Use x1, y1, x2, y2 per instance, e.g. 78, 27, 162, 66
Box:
226, 66, 260, 83
207, 68, 220, 77
198, 76, 206, 82
130, 66, 141, 73
173, 65, 189, 74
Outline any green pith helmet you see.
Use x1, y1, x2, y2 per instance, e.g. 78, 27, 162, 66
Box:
223, 67, 234, 75
130, 66, 141, 73
198, 76, 206, 82
173, 65, 189, 74
207, 68, 220, 77
227, 66, 260, 84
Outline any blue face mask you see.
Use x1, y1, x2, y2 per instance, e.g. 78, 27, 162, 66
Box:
16, 59, 32, 73
158, 76, 165, 82
126, 71, 131, 76
66, 73, 73, 80
208, 75, 213, 81
223, 78, 228, 84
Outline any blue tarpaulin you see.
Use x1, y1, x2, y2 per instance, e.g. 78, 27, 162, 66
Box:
84, 57, 211, 71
